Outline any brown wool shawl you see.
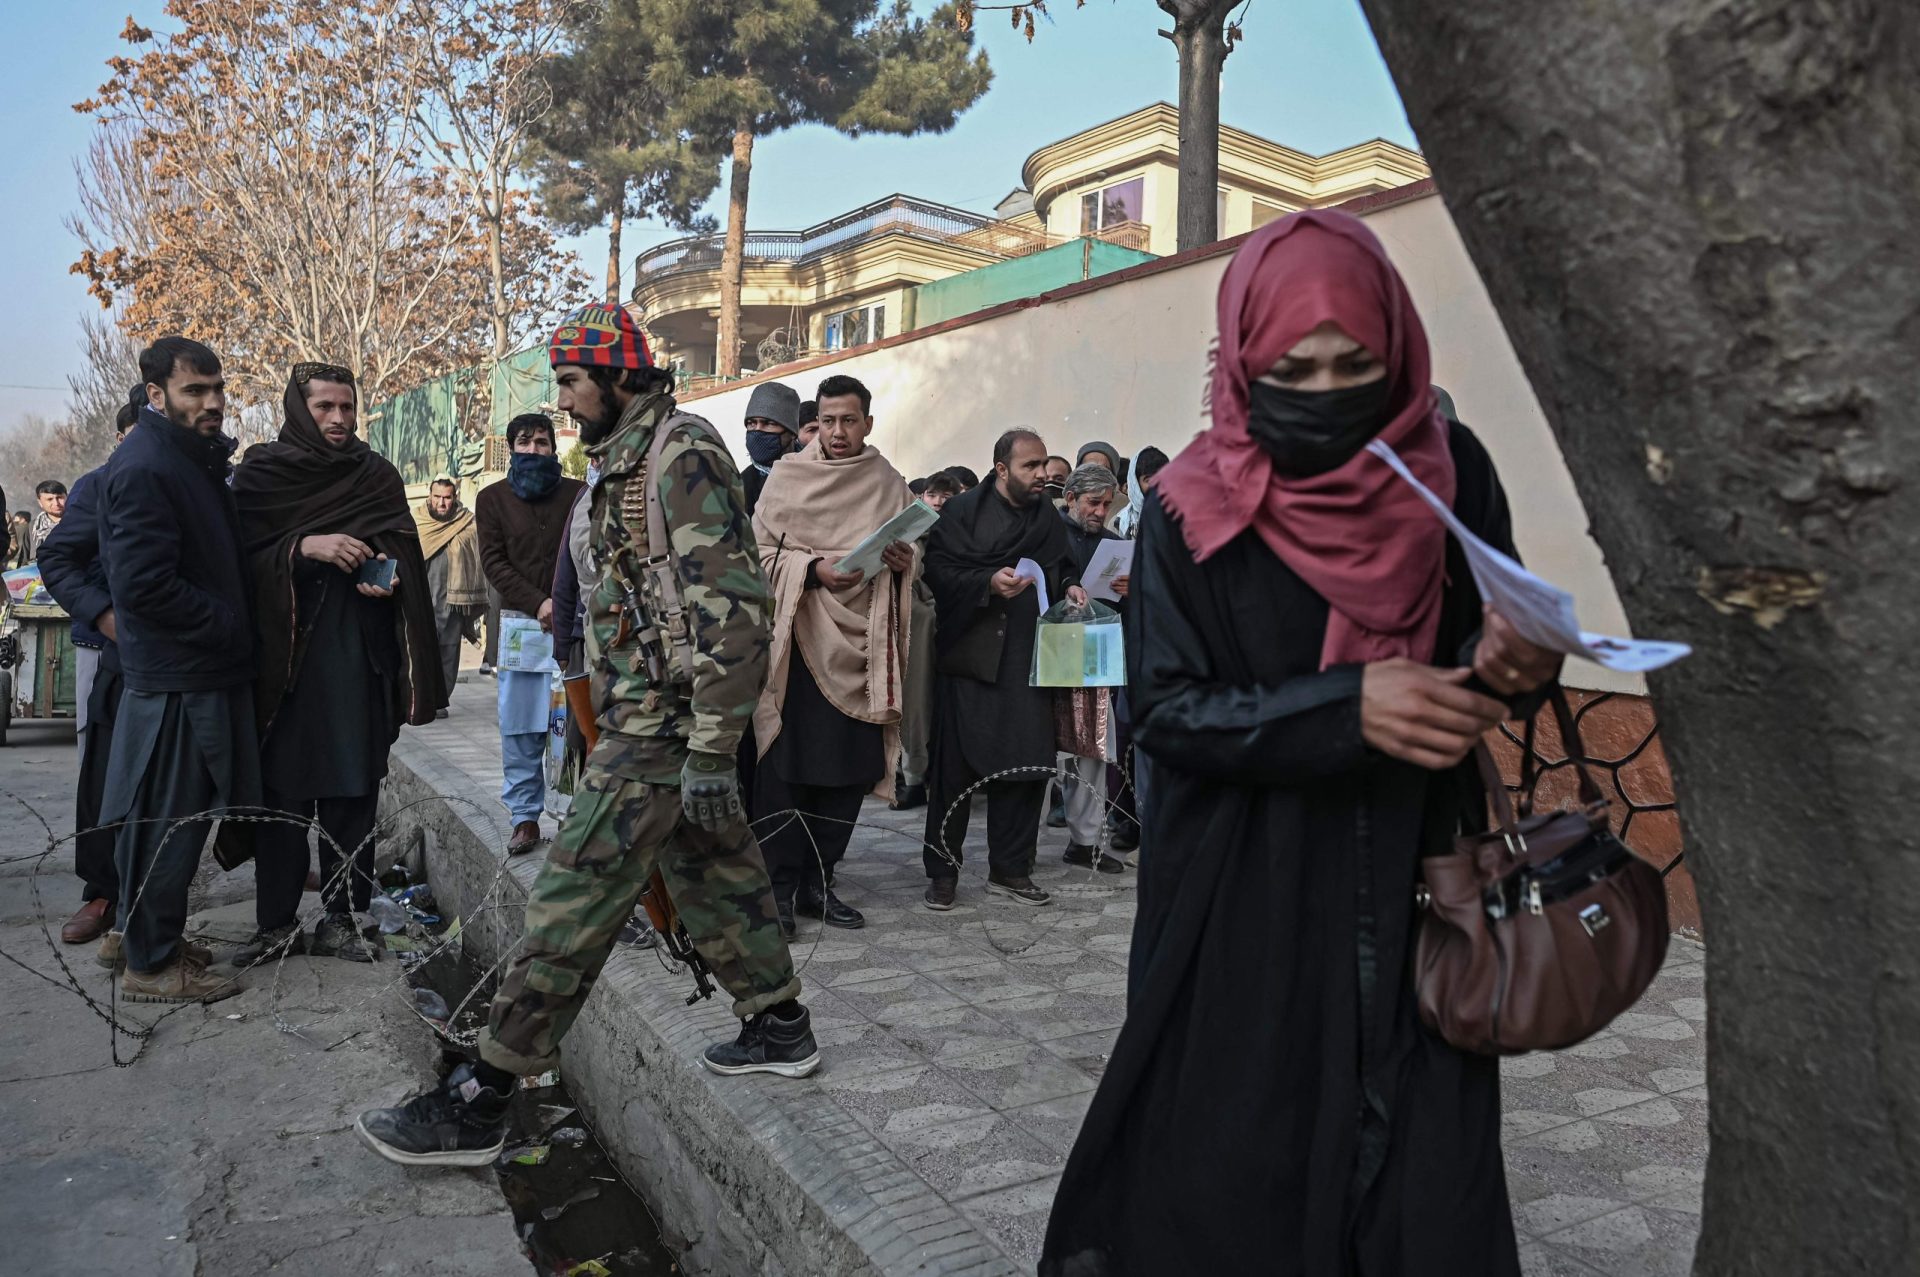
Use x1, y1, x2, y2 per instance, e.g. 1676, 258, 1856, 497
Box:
751, 439, 916, 800
233, 373, 447, 732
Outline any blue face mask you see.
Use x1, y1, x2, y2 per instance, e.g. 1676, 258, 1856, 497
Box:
508, 451, 563, 501
744, 429, 791, 467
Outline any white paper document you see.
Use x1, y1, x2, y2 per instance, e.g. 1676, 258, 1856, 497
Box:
833, 499, 942, 579
1365, 440, 1690, 673
1013, 557, 1051, 613
1081, 539, 1135, 603
497, 614, 558, 673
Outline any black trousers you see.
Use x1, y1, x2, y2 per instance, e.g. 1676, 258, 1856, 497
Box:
74, 652, 122, 903
753, 764, 863, 903
921, 731, 1045, 881
254, 787, 380, 929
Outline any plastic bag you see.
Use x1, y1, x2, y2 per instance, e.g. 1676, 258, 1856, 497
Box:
1030, 599, 1125, 688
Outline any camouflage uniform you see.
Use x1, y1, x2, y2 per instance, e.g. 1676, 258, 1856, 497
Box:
480, 390, 800, 1076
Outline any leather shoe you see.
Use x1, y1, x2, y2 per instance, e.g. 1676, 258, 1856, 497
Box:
889, 780, 927, 811
796, 886, 865, 930
507, 820, 542, 855
924, 878, 957, 911
61, 898, 114, 944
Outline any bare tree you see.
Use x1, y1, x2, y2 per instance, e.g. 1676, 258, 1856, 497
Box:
1356, 0, 1920, 1269
410, 0, 590, 369
70, 4, 560, 404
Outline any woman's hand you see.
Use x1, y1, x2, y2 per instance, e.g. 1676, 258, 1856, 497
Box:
1472, 607, 1563, 697
1361, 659, 1508, 770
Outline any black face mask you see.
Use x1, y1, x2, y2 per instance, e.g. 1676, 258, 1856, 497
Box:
1245, 379, 1394, 477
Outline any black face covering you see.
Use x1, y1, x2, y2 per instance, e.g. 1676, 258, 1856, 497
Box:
1245, 378, 1394, 477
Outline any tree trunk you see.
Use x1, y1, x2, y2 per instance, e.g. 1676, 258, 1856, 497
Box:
715, 124, 754, 378
1356, 1, 1920, 1270
1160, 1, 1234, 252
605, 177, 625, 305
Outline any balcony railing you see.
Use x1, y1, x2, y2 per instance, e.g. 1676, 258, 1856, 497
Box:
635, 193, 1154, 283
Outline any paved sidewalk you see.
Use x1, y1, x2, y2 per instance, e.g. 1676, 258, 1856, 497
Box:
411, 678, 1707, 1275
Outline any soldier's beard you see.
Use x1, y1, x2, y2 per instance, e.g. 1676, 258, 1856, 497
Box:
577, 407, 618, 446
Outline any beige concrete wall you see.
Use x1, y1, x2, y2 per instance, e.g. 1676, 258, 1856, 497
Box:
684, 188, 1642, 693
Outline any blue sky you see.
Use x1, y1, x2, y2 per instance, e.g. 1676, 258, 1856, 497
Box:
0, 1, 1414, 425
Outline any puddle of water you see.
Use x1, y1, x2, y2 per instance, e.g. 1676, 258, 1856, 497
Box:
407, 932, 680, 1276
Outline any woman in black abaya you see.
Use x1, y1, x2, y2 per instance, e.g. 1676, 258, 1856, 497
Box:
1041, 211, 1562, 1277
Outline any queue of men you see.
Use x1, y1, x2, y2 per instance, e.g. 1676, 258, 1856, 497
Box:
29, 305, 1153, 1172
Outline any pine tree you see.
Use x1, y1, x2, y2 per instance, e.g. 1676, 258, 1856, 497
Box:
528, 1, 721, 304
638, 0, 993, 376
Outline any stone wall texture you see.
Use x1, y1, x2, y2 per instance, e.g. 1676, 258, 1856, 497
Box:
1484, 691, 1698, 934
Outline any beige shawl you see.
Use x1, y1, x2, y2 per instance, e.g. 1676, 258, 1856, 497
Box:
413, 499, 486, 607
751, 440, 916, 800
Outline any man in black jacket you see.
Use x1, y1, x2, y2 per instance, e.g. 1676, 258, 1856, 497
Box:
38, 393, 140, 946
919, 429, 1086, 911
97, 337, 259, 1003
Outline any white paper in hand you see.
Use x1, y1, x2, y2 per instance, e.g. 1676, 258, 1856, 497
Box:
1082, 539, 1135, 602
1013, 557, 1051, 613
1365, 440, 1690, 673
833, 499, 942, 580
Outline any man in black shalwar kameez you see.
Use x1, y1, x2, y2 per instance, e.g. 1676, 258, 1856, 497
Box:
233, 363, 446, 963
919, 429, 1085, 912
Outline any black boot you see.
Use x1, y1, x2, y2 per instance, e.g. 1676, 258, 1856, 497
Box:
701, 1003, 821, 1078
796, 883, 865, 930
355, 1062, 512, 1167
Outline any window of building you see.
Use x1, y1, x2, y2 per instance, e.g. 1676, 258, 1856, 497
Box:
823, 302, 886, 351
1079, 176, 1146, 232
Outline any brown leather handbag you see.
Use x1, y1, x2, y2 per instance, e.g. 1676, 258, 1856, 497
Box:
1415, 687, 1669, 1055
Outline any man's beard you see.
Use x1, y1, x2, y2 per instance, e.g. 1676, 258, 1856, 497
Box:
577, 404, 619, 445
161, 391, 221, 434
1002, 473, 1038, 507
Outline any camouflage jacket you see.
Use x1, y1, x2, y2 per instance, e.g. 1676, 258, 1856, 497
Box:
583, 390, 770, 782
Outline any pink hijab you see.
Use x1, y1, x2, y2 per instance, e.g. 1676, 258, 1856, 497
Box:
1155, 210, 1457, 669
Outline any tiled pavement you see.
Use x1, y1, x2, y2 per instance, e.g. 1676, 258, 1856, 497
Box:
404, 678, 1706, 1274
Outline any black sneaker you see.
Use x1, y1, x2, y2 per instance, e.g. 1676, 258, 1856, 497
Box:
924, 877, 957, 911
355, 1062, 512, 1167
701, 1005, 821, 1078
233, 921, 307, 967
796, 886, 865, 930
986, 874, 1052, 907
1063, 842, 1097, 867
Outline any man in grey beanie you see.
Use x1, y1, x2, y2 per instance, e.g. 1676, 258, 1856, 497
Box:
741, 380, 801, 515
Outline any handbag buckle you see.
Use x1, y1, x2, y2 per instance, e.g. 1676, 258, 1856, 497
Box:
1579, 902, 1611, 936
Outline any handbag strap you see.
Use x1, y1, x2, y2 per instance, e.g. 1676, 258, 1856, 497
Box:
1477, 686, 1608, 844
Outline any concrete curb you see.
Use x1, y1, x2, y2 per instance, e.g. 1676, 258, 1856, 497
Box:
382, 732, 1022, 1277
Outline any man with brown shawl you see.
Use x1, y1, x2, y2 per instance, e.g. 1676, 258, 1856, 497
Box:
413, 474, 484, 714
751, 374, 915, 936
232, 362, 447, 964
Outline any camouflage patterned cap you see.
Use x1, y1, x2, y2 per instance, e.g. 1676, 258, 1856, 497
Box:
549, 302, 653, 371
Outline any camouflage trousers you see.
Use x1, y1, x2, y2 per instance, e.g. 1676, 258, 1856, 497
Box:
479, 766, 802, 1076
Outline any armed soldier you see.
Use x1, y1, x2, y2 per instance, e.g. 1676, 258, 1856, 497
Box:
357, 303, 818, 1168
